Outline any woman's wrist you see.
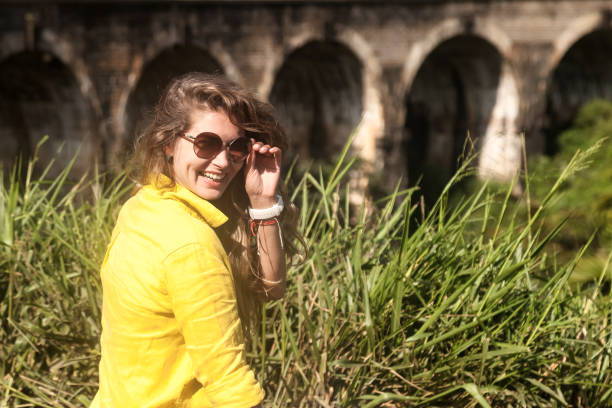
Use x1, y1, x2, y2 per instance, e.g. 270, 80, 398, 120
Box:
248, 194, 283, 219
250, 217, 284, 251
248, 194, 278, 209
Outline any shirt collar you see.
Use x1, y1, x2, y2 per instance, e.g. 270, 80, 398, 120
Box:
145, 174, 228, 228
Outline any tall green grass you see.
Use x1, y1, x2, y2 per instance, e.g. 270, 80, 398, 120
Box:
1, 148, 129, 407
1, 142, 610, 407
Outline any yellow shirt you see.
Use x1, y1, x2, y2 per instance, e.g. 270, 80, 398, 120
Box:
91, 177, 264, 408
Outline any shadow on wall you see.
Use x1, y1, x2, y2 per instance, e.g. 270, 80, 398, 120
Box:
403, 34, 501, 204
0, 50, 95, 178
269, 40, 363, 169
123, 44, 224, 162
545, 28, 612, 155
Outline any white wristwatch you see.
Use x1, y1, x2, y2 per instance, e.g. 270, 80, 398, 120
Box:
248, 194, 284, 219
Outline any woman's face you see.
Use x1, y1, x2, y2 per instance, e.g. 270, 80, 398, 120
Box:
166, 109, 245, 201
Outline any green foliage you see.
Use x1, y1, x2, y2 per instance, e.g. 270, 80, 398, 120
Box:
528, 99, 612, 282
0, 149, 130, 407
1, 141, 611, 407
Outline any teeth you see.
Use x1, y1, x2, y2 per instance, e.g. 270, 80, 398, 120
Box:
200, 171, 224, 181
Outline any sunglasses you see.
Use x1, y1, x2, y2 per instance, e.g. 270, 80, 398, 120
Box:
179, 132, 251, 162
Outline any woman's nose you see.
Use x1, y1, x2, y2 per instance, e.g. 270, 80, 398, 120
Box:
211, 148, 231, 167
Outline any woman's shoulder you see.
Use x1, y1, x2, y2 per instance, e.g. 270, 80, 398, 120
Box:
115, 187, 222, 255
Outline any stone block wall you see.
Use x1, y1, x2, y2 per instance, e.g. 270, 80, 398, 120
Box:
0, 0, 611, 194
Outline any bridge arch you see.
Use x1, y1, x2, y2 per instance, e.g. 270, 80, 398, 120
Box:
37, 28, 103, 119
544, 13, 612, 154
403, 30, 520, 199
0, 48, 97, 177
401, 18, 514, 95
548, 12, 605, 75
268, 38, 364, 166
336, 27, 385, 172
118, 44, 225, 161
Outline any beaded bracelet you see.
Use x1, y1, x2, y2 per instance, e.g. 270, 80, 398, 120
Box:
250, 217, 284, 250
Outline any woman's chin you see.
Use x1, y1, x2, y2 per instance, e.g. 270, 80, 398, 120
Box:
194, 183, 228, 201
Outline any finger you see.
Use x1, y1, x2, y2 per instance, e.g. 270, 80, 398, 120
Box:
272, 147, 282, 166
253, 143, 276, 154
245, 144, 256, 170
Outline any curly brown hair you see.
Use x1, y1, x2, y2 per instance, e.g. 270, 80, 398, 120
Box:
131, 72, 302, 333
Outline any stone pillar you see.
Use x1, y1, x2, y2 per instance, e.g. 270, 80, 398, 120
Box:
379, 66, 409, 193
511, 42, 554, 156
477, 61, 522, 192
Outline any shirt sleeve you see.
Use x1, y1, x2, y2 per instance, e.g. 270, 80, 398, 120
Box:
164, 242, 264, 408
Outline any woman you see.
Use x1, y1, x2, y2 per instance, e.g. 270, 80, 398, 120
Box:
91, 73, 299, 407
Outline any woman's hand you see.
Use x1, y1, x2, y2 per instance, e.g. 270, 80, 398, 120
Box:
244, 139, 282, 208
244, 139, 287, 299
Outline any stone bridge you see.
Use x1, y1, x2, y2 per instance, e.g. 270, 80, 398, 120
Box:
1, 0, 611, 192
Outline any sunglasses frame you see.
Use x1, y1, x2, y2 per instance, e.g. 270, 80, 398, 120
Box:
179, 132, 252, 163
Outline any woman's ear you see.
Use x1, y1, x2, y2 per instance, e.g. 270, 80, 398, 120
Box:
163, 142, 175, 164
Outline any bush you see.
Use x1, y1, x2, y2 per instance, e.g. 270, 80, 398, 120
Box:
528, 99, 612, 282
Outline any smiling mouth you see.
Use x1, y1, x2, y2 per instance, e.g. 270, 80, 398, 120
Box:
199, 171, 225, 182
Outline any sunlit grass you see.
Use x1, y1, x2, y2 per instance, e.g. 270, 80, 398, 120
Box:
1, 139, 611, 407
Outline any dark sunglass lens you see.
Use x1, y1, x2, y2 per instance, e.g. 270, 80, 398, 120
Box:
194, 133, 222, 158
228, 138, 250, 159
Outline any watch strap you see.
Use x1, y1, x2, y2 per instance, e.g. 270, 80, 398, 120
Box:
248, 194, 284, 219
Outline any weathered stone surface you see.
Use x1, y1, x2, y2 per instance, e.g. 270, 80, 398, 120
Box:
0, 0, 611, 194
